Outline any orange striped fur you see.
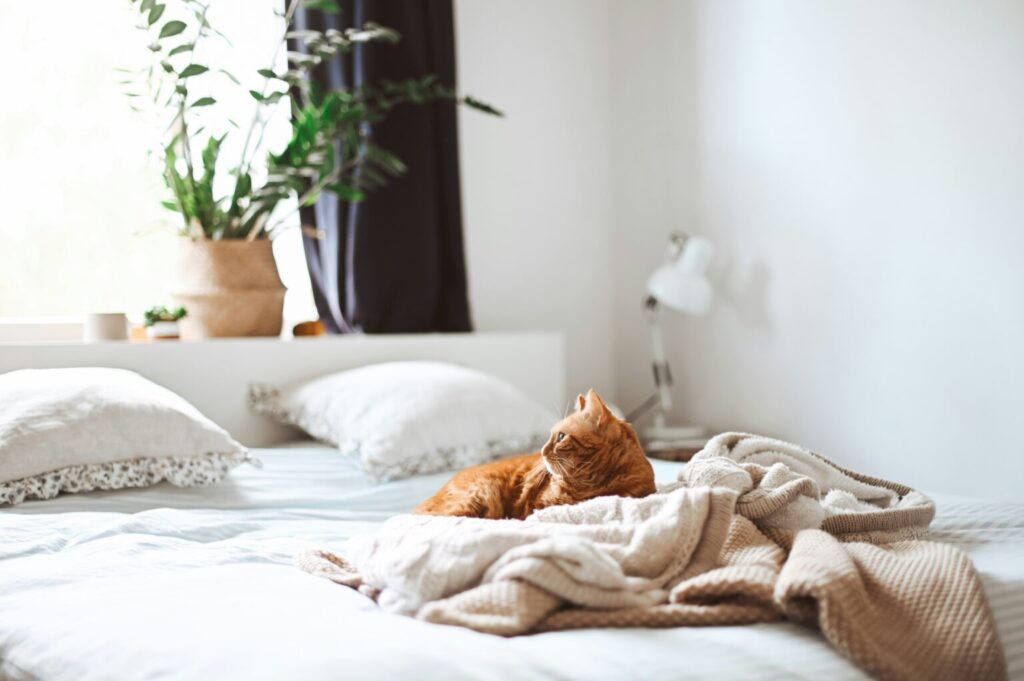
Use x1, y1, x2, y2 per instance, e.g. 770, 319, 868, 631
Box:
415, 389, 655, 519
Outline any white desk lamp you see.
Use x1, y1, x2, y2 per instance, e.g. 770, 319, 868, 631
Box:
631, 232, 714, 444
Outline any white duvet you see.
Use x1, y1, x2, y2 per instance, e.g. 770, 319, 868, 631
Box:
1, 444, 1022, 681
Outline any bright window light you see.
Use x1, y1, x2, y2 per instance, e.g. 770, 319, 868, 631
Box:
0, 0, 316, 328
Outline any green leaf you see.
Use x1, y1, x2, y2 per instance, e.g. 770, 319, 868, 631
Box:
329, 183, 365, 202
302, 0, 340, 12
158, 21, 187, 39
228, 172, 253, 222
463, 95, 503, 117
148, 4, 165, 25
287, 51, 320, 68
191, 96, 216, 107
286, 30, 321, 40
257, 68, 278, 79
218, 68, 240, 85
192, 135, 228, 238
208, 26, 233, 47
160, 199, 179, 211
249, 89, 265, 102
141, 0, 156, 12
357, 164, 389, 188
163, 142, 195, 229
179, 64, 209, 78
144, 305, 187, 326
200, 135, 224, 177
346, 23, 400, 44
366, 145, 407, 175
168, 43, 194, 56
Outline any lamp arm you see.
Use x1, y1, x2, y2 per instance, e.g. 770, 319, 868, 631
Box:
645, 296, 673, 426
625, 393, 660, 423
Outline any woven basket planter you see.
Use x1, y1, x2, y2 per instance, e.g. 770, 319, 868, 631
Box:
170, 239, 285, 339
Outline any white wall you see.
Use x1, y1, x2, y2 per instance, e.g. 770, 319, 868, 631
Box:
455, 0, 614, 405
608, 1, 699, 422
610, 0, 1024, 498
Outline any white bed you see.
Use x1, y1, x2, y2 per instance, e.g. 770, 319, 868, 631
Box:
2, 443, 1022, 681
2, 334, 1022, 680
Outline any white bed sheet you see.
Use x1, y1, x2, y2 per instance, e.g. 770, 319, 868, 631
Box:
1, 443, 1021, 681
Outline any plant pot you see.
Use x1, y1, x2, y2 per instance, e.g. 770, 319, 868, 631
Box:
146, 321, 180, 340
170, 239, 285, 339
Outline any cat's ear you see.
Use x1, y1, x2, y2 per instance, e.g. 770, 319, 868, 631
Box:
586, 389, 609, 413
584, 389, 613, 422
576, 393, 587, 412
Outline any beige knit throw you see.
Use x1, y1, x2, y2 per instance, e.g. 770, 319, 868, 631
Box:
297, 432, 1006, 681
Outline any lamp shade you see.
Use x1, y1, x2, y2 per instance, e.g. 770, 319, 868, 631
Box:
646, 235, 714, 315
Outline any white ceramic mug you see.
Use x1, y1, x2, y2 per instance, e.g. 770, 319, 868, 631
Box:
83, 313, 128, 342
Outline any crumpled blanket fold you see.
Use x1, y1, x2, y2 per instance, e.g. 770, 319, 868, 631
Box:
297, 432, 1006, 681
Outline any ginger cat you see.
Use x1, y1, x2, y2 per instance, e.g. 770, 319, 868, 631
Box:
415, 389, 656, 519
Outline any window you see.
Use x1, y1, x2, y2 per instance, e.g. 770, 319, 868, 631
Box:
0, 0, 315, 328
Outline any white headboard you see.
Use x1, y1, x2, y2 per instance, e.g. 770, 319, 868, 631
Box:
0, 332, 566, 447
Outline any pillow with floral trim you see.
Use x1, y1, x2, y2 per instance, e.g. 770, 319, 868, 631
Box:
0, 367, 251, 505
250, 361, 556, 481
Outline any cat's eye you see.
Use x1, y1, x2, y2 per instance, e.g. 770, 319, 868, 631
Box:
556, 432, 566, 443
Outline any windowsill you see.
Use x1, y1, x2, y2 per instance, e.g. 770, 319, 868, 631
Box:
0, 318, 298, 344
0, 318, 84, 343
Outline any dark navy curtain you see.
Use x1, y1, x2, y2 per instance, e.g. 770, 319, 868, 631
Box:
293, 0, 472, 334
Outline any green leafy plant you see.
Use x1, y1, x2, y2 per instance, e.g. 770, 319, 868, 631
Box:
143, 305, 188, 326
123, 0, 500, 241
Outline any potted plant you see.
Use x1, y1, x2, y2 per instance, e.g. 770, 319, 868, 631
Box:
123, 0, 500, 339
143, 305, 187, 340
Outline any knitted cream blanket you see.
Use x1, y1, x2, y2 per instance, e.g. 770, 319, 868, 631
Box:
298, 433, 1006, 681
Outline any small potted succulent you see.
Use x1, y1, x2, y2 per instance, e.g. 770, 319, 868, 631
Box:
144, 305, 188, 340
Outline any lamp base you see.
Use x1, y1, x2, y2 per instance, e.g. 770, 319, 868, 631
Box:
641, 424, 707, 445
641, 424, 708, 461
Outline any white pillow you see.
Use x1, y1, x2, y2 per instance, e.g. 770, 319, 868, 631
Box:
250, 361, 556, 481
0, 368, 249, 505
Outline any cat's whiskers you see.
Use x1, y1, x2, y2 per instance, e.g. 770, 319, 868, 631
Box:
545, 454, 569, 479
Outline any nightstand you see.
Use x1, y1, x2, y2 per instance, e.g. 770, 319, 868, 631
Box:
643, 436, 708, 462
